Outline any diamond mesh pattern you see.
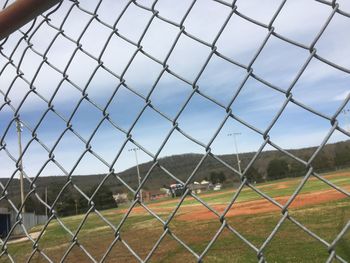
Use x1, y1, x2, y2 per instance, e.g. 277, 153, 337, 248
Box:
0, 0, 350, 262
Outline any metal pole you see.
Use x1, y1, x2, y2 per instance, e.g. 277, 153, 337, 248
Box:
75, 200, 78, 215
45, 187, 48, 217
343, 109, 350, 132
129, 148, 142, 202
228, 133, 242, 174
16, 119, 25, 213
134, 149, 143, 203
0, 0, 61, 41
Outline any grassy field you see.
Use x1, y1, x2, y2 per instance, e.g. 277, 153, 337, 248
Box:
3, 170, 350, 263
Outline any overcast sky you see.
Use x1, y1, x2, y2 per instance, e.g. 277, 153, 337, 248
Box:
0, 0, 349, 179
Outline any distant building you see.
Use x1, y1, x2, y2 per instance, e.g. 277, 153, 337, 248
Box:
213, 183, 222, 191
189, 180, 213, 194
168, 181, 215, 196
113, 193, 129, 204
143, 190, 169, 201
170, 183, 185, 197
0, 207, 48, 237
160, 188, 171, 196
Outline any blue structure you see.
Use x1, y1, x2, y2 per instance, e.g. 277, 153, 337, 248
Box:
0, 208, 11, 238
0, 208, 48, 237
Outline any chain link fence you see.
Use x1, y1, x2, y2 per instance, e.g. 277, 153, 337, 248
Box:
0, 0, 349, 262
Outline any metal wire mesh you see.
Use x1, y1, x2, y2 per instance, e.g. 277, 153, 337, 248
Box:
0, 0, 349, 262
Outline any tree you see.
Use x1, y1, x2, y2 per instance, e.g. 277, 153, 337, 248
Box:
209, 171, 226, 184
267, 159, 289, 180
21, 195, 45, 214
312, 153, 333, 171
93, 185, 116, 210
217, 172, 226, 183
57, 195, 77, 216
245, 167, 263, 183
49, 184, 81, 216
209, 172, 219, 184
335, 145, 350, 167
288, 161, 305, 177
79, 185, 116, 211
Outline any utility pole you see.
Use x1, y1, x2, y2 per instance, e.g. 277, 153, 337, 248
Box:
75, 199, 78, 215
45, 187, 48, 217
128, 148, 142, 202
228, 133, 242, 174
16, 119, 25, 213
343, 109, 350, 132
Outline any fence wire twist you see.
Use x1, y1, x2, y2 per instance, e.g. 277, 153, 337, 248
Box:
0, 0, 350, 262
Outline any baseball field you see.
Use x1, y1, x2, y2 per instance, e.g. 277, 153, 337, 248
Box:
5, 170, 350, 263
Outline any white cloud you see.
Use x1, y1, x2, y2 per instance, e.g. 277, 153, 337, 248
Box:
1, 0, 350, 177
333, 90, 350, 101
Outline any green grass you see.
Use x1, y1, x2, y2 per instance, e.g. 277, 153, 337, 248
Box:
3, 171, 350, 263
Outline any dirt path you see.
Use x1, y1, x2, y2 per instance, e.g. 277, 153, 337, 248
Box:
178, 189, 348, 221
118, 188, 349, 222
8, 231, 42, 244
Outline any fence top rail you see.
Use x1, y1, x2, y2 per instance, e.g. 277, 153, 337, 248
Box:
0, 0, 60, 41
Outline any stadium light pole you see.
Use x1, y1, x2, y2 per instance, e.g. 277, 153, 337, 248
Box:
45, 187, 48, 217
16, 119, 25, 213
74, 199, 78, 215
343, 109, 350, 132
228, 133, 242, 174
128, 148, 142, 202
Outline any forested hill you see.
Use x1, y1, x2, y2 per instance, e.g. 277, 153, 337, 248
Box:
2, 140, 350, 199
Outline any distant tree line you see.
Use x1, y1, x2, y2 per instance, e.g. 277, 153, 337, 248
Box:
22, 184, 117, 216
207, 144, 350, 183
207, 168, 264, 185
266, 144, 350, 181
208, 171, 226, 184
14, 141, 350, 215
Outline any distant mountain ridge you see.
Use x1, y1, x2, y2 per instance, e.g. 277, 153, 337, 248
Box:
1, 140, 350, 202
